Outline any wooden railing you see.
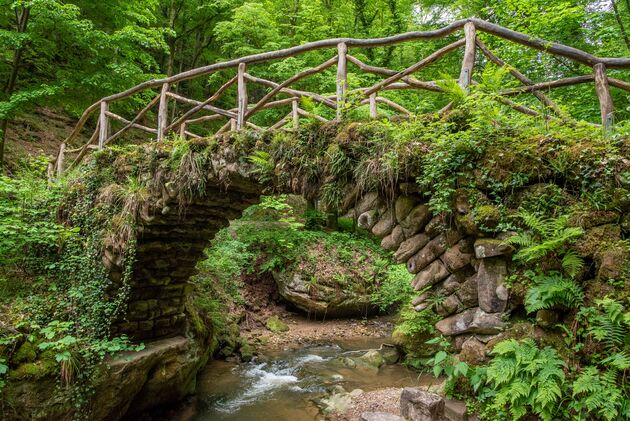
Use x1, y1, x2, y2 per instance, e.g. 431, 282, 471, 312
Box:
51, 18, 630, 177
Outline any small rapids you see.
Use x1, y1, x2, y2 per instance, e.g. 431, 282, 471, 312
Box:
185, 339, 430, 421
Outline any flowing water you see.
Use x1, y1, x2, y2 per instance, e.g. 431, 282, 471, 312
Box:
183, 337, 432, 421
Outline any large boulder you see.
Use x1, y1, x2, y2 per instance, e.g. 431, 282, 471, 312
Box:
2, 336, 210, 421
273, 271, 377, 317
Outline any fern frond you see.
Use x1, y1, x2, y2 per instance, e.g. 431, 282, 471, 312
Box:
561, 249, 584, 278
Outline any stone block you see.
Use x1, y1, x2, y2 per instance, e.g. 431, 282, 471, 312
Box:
477, 258, 508, 313
395, 195, 420, 223
441, 244, 473, 272
407, 231, 462, 274
412, 260, 450, 291
381, 225, 405, 251
425, 215, 449, 238
400, 388, 445, 421
456, 276, 479, 308
372, 209, 396, 238
474, 239, 514, 259
394, 233, 430, 263
356, 192, 381, 214
436, 294, 462, 317
435, 307, 506, 336
400, 204, 431, 237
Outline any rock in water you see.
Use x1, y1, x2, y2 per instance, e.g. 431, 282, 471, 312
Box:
358, 349, 384, 368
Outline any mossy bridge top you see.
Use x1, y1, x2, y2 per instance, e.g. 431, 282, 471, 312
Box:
50, 18, 630, 178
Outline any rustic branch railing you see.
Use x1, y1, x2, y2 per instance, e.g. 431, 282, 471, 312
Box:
55, 18, 630, 176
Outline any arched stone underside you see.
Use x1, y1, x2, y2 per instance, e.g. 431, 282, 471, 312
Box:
100, 150, 267, 339
115, 188, 262, 339
100, 143, 511, 345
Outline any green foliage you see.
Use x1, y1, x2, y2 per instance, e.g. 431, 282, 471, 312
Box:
394, 305, 439, 338
578, 298, 630, 353
370, 263, 414, 312
524, 271, 584, 314
0, 158, 76, 272
506, 212, 584, 277
570, 298, 630, 420
481, 339, 566, 421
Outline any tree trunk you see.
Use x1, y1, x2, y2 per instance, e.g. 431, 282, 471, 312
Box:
611, 0, 630, 50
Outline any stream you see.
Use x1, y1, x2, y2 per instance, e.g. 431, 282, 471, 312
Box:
180, 337, 432, 421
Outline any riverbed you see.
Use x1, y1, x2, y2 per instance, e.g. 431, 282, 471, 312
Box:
177, 337, 432, 421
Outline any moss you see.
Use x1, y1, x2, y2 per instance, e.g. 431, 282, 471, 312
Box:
238, 339, 255, 362
473, 204, 501, 231
574, 224, 621, 257
8, 359, 57, 381
265, 315, 289, 333
12, 341, 37, 364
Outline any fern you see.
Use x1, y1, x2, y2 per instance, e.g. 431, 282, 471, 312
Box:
583, 298, 630, 353
484, 339, 566, 421
247, 151, 275, 184
571, 366, 628, 421
524, 271, 584, 314
505, 212, 584, 278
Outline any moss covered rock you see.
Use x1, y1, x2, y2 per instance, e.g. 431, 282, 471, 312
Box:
265, 316, 289, 333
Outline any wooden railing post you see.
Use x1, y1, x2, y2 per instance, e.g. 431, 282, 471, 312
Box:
336, 42, 348, 121
237, 62, 247, 130
157, 82, 169, 141
369, 93, 377, 119
179, 121, 187, 139
292, 98, 299, 129
56, 142, 65, 176
230, 118, 237, 131
459, 22, 476, 91
98, 101, 109, 149
593, 63, 614, 132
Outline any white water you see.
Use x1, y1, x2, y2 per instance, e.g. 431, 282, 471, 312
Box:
185, 340, 427, 421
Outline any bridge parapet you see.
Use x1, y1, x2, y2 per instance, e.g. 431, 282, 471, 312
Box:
51, 18, 630, 179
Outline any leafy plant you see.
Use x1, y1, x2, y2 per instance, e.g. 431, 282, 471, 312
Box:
505, 212, 584, 277
370, 263, 414, 311
482, 339, 566, 421
524, 271, 584, 314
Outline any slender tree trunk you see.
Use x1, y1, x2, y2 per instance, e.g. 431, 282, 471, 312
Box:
612, 0, 630, 50
0, 6, 31, 169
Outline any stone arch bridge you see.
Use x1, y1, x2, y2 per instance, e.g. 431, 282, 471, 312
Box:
53, 18, 630, 341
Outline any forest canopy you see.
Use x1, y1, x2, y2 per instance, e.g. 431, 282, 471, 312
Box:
0, 0, 629, 165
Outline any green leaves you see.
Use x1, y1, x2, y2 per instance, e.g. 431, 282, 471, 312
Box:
524, 271, 584, 313
506, 212, 584, 277
485, 339, 566, 421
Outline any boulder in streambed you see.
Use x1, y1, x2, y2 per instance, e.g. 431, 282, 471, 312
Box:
271, 236, 383, 317
357, 349, 384, 368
